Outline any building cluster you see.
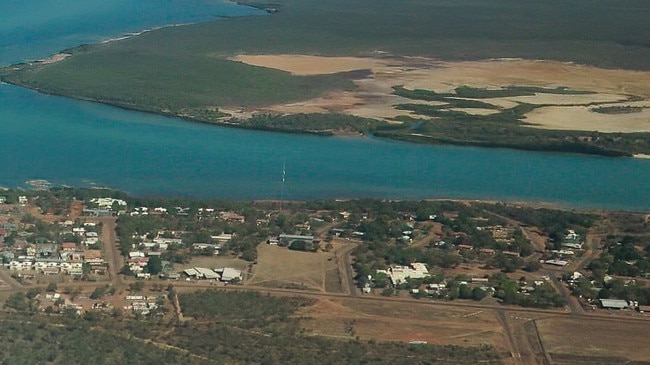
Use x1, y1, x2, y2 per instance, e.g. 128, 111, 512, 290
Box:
1, 216, 106, 278
134, 206, 246, 223
182, 267, 242, 282
124, 295, 163, 316
542, 230, 585, 267
562, 230, 583, 250
482, 225, 516, 243
376, 263, 429, 286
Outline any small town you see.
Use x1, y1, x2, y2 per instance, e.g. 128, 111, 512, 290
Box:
0, 188, 649, 364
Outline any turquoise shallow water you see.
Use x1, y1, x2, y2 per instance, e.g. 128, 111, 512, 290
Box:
1, 1, 649, 210
0, 0, 262, 64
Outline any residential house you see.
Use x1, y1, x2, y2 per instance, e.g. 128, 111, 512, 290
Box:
61, 242, 77, 252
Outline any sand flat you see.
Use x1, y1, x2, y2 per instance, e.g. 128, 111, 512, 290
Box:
503, 92, 628, 105
524, 106, 650, 132
231, 54, 387, 75
235, 55, 650, 131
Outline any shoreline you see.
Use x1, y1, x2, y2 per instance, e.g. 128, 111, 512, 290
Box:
7, 182, 646, 213
0, 76, 641, 159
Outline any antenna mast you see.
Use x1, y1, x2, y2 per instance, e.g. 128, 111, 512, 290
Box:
280, 160, 286, 211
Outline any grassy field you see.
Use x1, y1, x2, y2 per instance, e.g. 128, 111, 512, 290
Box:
246, 243, 341, 291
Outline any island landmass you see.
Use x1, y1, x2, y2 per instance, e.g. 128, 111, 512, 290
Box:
2, 0, 650, 156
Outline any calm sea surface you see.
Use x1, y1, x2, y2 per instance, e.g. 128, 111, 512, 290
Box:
1, 1, 649, 210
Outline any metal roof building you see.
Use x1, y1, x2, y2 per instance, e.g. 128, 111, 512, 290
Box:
220, 267, 242, 282
598, 299, 629, 310
194, 267, 220, 280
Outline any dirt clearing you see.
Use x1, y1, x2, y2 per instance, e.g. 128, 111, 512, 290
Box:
536, 316, 650, 362
246, 243, 342, 292
297, 297, 509, 351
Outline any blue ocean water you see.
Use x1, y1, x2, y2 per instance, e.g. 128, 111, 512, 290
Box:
0, 0, 262, 65
1, 1, 649, 210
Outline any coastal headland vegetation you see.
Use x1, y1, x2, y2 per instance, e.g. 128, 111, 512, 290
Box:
2, 0, 650, 156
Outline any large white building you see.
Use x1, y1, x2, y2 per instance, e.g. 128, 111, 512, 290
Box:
378, 262, 429, 286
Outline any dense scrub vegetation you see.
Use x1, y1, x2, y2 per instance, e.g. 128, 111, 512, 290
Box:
0, 318, 212, 365
163, 322, 501, 365
0, 289, 503, 365
378, 99, 648, 157
592, 105, 644, 114
227, 113, 385, 135
179, 289, 314, 326
0, 314, 502, 365
169, 290, 501, 364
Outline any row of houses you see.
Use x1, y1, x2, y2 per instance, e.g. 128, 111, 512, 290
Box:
8, 260, 84, 276
129, 205, 246, 224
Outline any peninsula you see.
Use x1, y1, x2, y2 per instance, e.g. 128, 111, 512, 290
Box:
2, 0, 650, 156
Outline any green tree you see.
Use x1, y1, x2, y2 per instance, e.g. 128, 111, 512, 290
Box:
46, 282, 58, 292
472, 287, 487, 301
4, 291, 29, 311
145, 255, 163, 275
458, 284, 473, 299
90, 286, 106, 300
130, 281, 144, 293
523, 260, 542, 272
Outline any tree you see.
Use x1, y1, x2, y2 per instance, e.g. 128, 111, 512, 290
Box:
145, 255, 163, 275
373, 272, 390, 288
46, 282, 58, 292
111, 307, 124, 320
458, 284, 473, 299
70, 287, 82, 301
4, 292, 29, 311
90, 286, 106, 299
111, 200, 122, 212
81, 262, 92, 281
241, 249, 257, 262
472, 287, 487, 301
129, 281, 144, 293
523, 260, 542, 272
83, 310, 103, 322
